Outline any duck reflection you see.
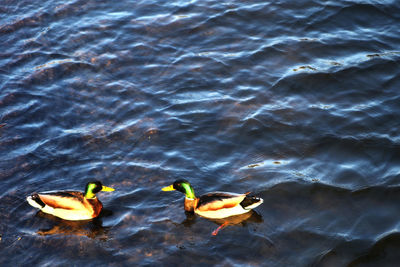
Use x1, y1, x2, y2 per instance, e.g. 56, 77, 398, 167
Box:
210, 210, 263, 235
181, 210, 263, 235
180, 211, 197, 227
34, 209, 112, 239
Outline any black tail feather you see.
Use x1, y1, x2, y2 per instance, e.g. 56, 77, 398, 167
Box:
31, 193, 46, 208
240, 196, 262, 209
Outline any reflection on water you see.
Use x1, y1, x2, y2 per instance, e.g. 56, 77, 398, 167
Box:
210, 211, 263, 236
210, 210, 263, 227
33, 210, 112, 240
180, 210, 263, 235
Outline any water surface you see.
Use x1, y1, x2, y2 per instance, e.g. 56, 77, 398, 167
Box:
1, 0, 400, 266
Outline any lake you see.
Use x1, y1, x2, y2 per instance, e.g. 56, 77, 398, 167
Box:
1, 0, 400, 266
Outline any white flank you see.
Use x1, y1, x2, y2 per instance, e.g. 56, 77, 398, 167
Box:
195, 205, 249, 219
26, 195, 93, 220
49, 208, 93, 221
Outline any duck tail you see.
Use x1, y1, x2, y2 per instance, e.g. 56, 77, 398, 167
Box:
240, 195, 263, 210
26, 194, 46, 209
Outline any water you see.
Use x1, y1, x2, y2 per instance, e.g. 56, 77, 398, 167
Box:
1, 0, 400, 266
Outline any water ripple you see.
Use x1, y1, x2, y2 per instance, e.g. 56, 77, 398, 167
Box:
1, 0, 400, 266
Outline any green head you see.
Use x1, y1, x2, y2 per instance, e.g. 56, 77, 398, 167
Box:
85, 181, 115, 199
162, 179, 196, 199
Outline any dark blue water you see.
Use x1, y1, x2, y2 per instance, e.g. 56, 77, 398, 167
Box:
1, 0, 400, 266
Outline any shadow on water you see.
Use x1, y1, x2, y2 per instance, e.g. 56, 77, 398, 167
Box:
347, 233, 400, 267
31, 208, 113, 240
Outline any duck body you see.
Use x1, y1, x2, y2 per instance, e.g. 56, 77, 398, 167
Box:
163, 180, 263, 219
27, 181, 114, 221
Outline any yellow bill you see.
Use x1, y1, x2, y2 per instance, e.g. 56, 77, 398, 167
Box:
162, 184, 175, 191
101, 185, 115, 192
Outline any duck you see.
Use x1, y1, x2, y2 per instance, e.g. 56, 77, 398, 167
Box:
26, 181, 115, 221
162, 179, 263, 219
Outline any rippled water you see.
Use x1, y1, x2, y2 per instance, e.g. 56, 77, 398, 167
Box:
1, 0, 400, 266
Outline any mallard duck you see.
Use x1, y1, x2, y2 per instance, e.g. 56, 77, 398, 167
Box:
26, 181, 115, 221
162, 179, 263, 219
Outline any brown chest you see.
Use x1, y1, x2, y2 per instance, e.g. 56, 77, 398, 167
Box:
184, 198, 199, 212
